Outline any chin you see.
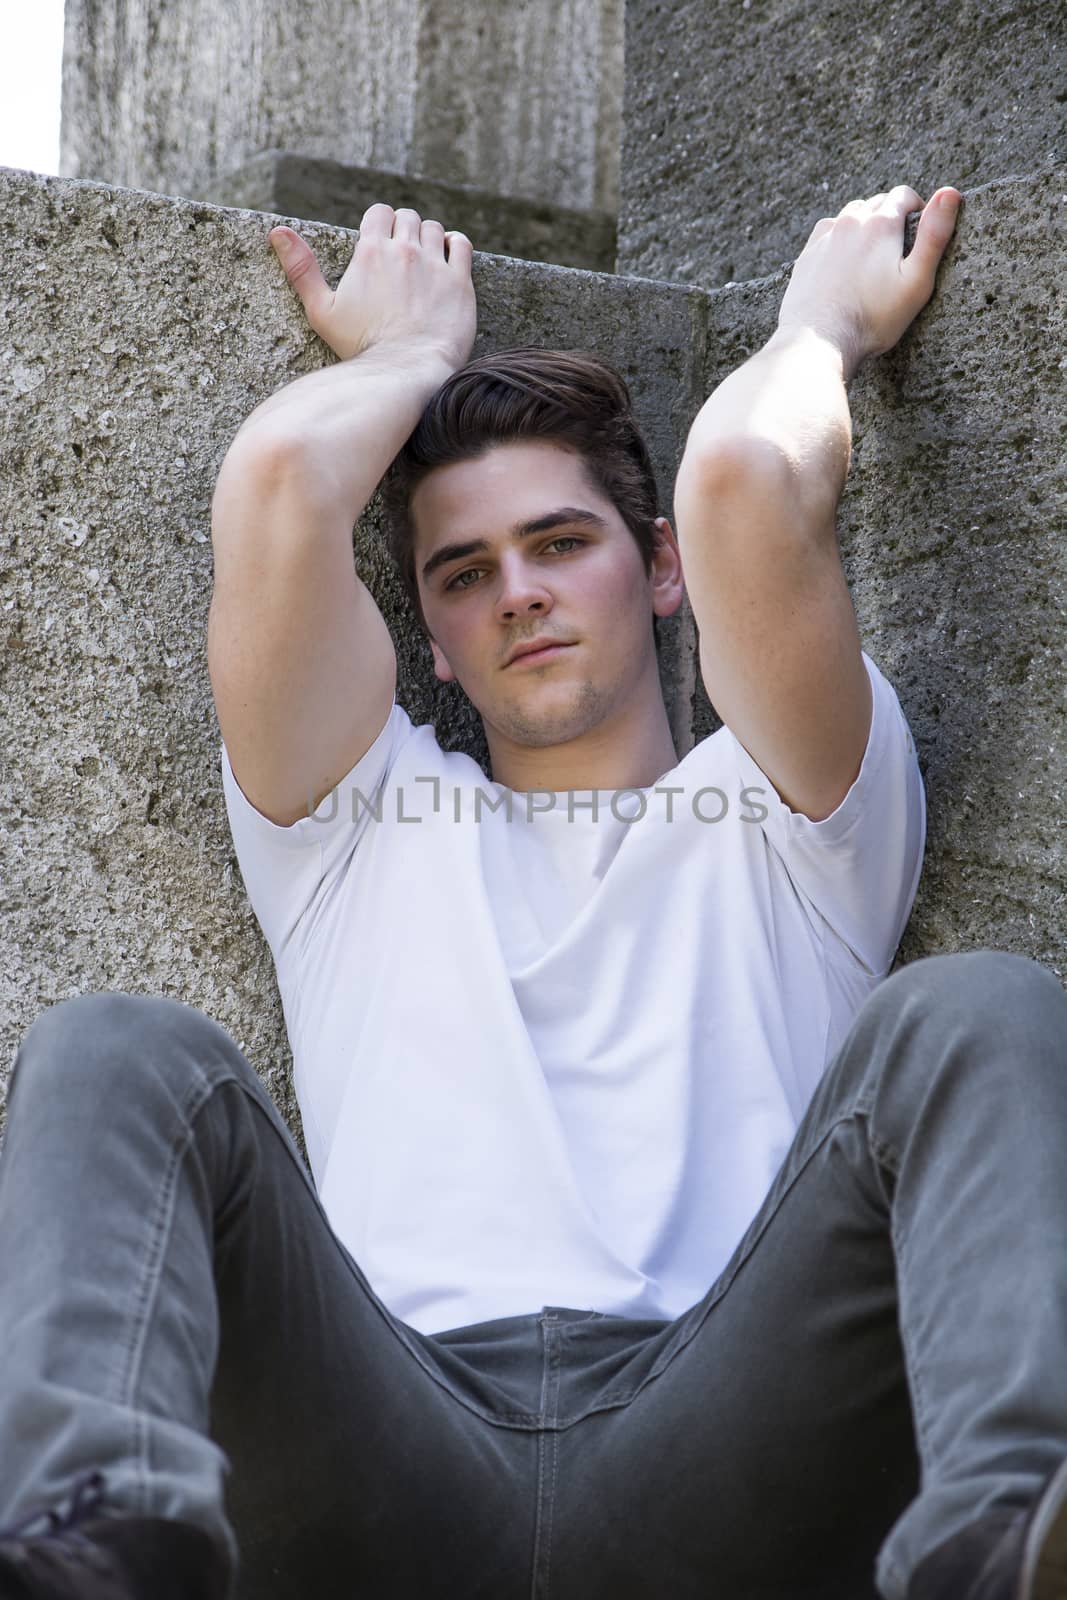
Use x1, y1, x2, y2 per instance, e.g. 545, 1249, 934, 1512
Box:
493, 684, 608, 747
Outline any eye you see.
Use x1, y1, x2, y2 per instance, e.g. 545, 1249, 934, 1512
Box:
446, 566, 483, 592
443, 536, 585, 592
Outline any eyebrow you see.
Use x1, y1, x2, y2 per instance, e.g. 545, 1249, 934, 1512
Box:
420, 507, 611, 587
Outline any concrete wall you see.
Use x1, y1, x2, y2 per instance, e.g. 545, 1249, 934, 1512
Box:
0, 166, 701, 1140
619, 0, 1065, 287
2, 159, 1063, 1142
687, 166, 1066, 977
60, 0, 624, 214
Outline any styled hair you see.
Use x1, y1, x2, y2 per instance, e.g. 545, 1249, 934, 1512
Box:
379, 347, 664, 646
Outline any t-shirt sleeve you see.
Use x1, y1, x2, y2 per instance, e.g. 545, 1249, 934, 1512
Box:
219, 698, 409, 964
724, 651, 926, 978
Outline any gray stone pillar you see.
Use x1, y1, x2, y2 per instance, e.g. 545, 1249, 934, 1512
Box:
60, 0, 622, 267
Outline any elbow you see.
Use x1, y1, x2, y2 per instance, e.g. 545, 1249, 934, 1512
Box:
678, 437, 797, 502
675, 438, 799, 536
211, 430, 336, 538
217, 425, 315, 486
676, 437, 842, 545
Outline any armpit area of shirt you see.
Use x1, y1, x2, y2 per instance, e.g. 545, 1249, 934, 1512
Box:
726, 652, 890, 846
219, 697, 404, 853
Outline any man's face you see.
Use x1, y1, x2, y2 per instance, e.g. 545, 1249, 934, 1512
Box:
411, 438, 677, 753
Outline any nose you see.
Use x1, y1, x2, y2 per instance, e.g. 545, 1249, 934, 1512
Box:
493, 553, 554, 621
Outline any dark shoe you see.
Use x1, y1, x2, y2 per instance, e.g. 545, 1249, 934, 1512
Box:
907, 1455, 1067, 1599
0, 1469, 231, 1599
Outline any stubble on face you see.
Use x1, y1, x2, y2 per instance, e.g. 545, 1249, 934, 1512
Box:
486, 669, 609, 750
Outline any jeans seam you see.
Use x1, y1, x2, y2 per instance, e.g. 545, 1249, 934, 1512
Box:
117, 1067, 220, 1515
862, 1122, 931, 1480
884, 1156, 937, 1481
531, 1329, 550, 1597
579, 1099, 885, 1419
225, 1073, 555, 1431
542, 1427, 559, 1598
532, 1321, 562, 1599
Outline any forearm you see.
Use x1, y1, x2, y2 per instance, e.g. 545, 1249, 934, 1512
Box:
225, 338, 454, 520
678, 326, 854, 532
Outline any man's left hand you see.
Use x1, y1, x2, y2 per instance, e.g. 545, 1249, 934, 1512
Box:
777, 185, 963, 380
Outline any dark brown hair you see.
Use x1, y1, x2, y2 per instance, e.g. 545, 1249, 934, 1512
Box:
380, 346, 663, 645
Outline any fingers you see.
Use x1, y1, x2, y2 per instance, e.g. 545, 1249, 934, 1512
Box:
420, 217, 446, 252
880, 184, 926, 217
354, 203, 470, 264
357, 203, 395, 240
444, 230, 473, 270
806, 216, 835, 243
417, 218, 471, 267
360, 202, 436, 244
835, 187, 922, 224
393, 207, 422, 244
829, 183, 959, 252
903, 187, 962, 286
267, 227, 333, 329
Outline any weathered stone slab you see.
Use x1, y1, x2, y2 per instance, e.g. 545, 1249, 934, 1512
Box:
0, 167, 703, 1135
61, 0, 623, 214
206, 152, 617, 272
691, 168, 1066, 977
2, 160, 1062, 1153
620, 0, 1064, 287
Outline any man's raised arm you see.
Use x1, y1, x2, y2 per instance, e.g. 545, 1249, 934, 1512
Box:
672, 184, 961, 822
208, 205, 477, 827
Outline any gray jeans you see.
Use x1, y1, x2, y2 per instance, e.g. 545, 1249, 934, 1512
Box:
1, 951, 1066, 1599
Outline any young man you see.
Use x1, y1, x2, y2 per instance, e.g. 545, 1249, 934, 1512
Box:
0, 193, 1065, 1600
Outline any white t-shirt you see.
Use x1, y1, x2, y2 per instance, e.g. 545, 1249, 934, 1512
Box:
220, 649, 924, 1337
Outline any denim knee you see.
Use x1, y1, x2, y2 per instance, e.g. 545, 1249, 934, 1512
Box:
8, 990, 257, 1117
874, 950, 1066, 1051
853, 951, 1067, 1146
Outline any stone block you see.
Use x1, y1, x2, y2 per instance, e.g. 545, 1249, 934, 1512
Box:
0, 167, 703, 1134
206, 151, 617, 272
2, 161, 1062, 1150
61, 0, 623, 214
620, 0, 1064, 286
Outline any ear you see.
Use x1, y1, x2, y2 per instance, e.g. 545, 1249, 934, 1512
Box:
429, 635, 457, 684
650, 517, 686, 619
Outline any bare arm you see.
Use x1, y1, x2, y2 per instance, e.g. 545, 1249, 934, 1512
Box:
208, 205, 477, 827
673, 184, 961, 821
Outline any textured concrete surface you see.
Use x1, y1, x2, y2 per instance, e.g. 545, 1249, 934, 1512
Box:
687, 167, 1066, 978
207, 152, 617, 272
60, 0, 623, 214
1, 161, 1062, 1149
619, 0, 1065, 287
0, 166, 702, 1136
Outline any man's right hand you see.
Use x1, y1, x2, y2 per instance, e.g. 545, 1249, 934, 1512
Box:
268, 203, 477, 371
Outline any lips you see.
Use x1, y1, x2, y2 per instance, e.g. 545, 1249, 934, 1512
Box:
505, 640, 574, 666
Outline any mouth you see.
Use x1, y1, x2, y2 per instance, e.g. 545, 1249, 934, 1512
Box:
505, 642, 575, 668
